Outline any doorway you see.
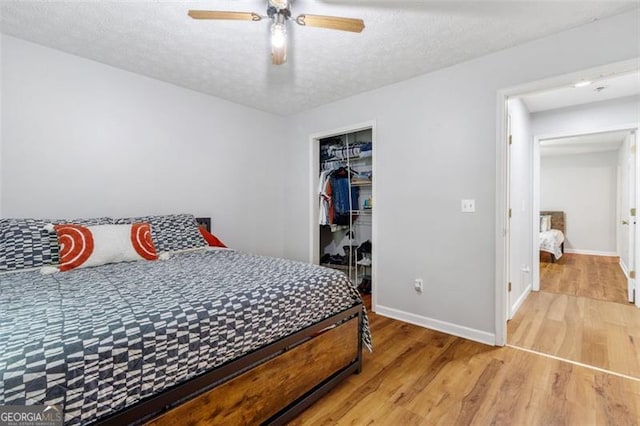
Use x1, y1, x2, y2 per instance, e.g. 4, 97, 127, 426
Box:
496, 62, 640, 379
532, 129, 636, 302
309, 121, 377, 311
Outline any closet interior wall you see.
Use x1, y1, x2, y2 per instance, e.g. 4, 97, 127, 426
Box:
318, 129, 373, 293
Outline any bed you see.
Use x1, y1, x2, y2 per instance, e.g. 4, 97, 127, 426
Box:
539, 210, 565, 262
0, 214, 371, 424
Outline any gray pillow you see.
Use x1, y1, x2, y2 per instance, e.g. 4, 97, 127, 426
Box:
114, 213, 206, 253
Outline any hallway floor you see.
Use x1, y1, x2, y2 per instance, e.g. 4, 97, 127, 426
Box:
540, 253, 628, 304
510, 254, 639, 379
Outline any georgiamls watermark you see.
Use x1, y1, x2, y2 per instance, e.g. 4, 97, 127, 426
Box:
0, 405, 62, 426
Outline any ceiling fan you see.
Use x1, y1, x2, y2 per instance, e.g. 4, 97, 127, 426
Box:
188, 0, 365, 65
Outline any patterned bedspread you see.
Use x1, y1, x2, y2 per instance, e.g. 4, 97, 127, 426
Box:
0, 249, 370, 424
540, 229, 565, 260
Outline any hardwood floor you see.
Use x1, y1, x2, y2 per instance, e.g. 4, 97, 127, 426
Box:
508, 290, 640, 380
290, 308, 640, 425
540, 253, 628, 304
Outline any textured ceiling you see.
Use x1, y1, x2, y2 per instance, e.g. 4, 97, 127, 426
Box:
1, 1, 638, 115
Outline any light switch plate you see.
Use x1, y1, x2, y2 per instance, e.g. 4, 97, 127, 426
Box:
461, 199, 475, 213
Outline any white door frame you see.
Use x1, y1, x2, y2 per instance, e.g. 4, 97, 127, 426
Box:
632, 130, 640, 308
309, 121, 378, 310
505, 112, 513, 320
495, 58, 639, 346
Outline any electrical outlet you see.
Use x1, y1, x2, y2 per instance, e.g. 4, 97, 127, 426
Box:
414, 278, 424, 293
461, 199, 475, 213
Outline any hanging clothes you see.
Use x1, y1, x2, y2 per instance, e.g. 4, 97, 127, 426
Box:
331, 167, 359, 226
318, 169, 332, 225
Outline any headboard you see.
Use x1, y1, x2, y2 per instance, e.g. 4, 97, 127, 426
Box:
540, 211, 564, 234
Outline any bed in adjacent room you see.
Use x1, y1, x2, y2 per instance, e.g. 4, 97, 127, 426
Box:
0, 214, 370, 425
539, 210, 565, 262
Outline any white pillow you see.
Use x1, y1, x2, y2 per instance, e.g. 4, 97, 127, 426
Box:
540, 215, 552, 232
43, 223, 158, 272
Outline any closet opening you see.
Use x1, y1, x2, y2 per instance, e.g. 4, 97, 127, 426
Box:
309, 122, 376, 311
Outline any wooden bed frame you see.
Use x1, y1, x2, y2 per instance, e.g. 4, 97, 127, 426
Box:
540, 211, 565, 263
95, 218, 364, 425
95, 305, 363, 425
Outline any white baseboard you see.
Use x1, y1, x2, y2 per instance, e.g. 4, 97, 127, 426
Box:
375, 305, 496, 346
564, 249, 618, 257
510, 284, 532, 319
619, 259, 630, 278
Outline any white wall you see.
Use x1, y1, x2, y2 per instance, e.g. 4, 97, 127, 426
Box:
283, 10, 640, 342
541, 151, 619, 254
532, 95, 640, 137
1, 35, 286, 257
531, 93, 639, 258
507, 98, 533, 317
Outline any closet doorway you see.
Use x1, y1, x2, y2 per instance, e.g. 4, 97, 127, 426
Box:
309, 122, 377, 311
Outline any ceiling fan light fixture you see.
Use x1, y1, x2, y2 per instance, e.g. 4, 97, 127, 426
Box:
271, 22, 287, 65
270, 11, 288, 64
271, 22, 287, 49
268, 0, 288, 10
188, 1, 364, 65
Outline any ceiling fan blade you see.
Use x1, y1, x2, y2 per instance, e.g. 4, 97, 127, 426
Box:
188, 10, 262, 22
295, 14, 364, 33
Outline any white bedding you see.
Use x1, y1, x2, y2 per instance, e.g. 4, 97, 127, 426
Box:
540, 229, 565, 260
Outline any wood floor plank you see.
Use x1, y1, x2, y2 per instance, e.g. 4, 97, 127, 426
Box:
511, 254, 640, 380
400, 342, 496, 420
540, 253, 629, 304
454, 358, 504, 425
593, 374, 639, 425
509, 290, 640, 379
289, 308, 640, 425
374, 404, 425, 424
